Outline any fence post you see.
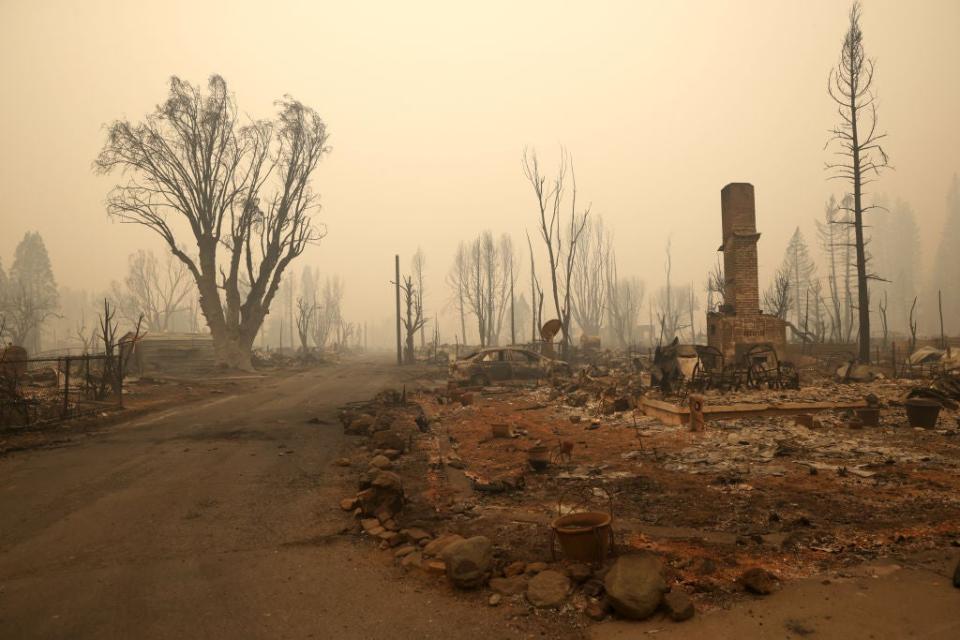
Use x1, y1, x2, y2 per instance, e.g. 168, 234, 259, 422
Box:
62, 356, 70, 418
116, 352, 124, 406
891, 342, 897, 378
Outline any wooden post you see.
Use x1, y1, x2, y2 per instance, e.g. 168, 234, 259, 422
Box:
395, 255, 402, 366
689, 394, 706, 432
938, 290, 946, 351
62, 356, 70, 418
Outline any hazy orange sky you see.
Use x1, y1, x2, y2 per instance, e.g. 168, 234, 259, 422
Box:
1, 0, 958, 336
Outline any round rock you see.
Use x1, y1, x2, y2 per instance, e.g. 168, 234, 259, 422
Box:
603, 554, 666, 620
440, 536, 492, 589
526, 570, 570, 608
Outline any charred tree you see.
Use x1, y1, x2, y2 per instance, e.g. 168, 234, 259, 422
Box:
95, 75, 330, 370
826, 2, 890, 363
522, 148, 590, 357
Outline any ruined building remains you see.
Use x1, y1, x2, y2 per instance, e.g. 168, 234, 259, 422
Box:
707, 183, 786, 361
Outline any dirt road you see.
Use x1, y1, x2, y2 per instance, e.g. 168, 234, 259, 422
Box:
0, 357, 545, 640
3, 356, 958, 639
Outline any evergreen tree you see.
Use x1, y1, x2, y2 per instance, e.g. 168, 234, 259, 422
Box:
816, 196, 843, 342
781, 228, 817, 333
929, 174, 960, 334
6, 232, 59, 352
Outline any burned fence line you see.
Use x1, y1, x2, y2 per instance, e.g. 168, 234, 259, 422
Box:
0, 351, 132, 428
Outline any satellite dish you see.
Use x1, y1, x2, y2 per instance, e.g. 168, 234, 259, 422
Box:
540, 319, 562, 342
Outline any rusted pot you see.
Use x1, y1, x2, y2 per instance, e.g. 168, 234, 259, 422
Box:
527, 445, 550, 471
551, 512, 613, 563
905, 398, 941, 429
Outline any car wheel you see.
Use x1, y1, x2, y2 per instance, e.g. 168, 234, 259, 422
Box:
470, 374, 489, 387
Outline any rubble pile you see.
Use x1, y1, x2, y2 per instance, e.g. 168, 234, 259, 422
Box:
331, 364, 960, 627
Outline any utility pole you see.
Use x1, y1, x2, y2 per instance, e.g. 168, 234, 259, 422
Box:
395, 255, 402, 366
509, 253, 515, 345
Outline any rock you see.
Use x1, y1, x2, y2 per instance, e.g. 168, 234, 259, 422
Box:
371, 470, 402, 491
382, 448, 402, 460
738, 567, 779, 595
604, 554, 667, 620
441, 536, 493, 589
334, 458, 352, 467
525, 561, 548, 575
401, 551, 423, 570
371, 430, 406, 452
356, 470, 404, 519
568, 563, 592, 583
423, 534, 464, 558
582, 578, 605, 598
488, 593, 502, 607
357, 473, 372, 491
526, 570, 570, 608
371, 413, 395, 433
379, 530, 402, 547
340, 497, 359, 511
394, 545, 417, 558
402, 527, 432, 544
663, 590, 695, 621
504, 560, 527, 577
370, 454, 392, 470
953, 558, 960, 588
360, 518, 380, 532
346, 414, 375, 435
585, 600, 608, 621
489, 575, 528, 596
424, 560, 446, 575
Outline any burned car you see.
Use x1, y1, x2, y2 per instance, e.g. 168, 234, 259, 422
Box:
449, 347, 570, 386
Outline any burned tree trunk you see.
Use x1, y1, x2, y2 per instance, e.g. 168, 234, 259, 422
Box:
826, 3, 889, 363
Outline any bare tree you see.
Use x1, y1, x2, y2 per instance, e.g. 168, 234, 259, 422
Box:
605, 252, 645, 348
522, 148, 590, 356
763, 266, 792, 320
816, 195, 843, 341
295, 296, 314, 352
878, 291, 889, 350
446, 242, 469, 345
826, 2, 890, 362
525, 231, 544, 344
411, 248, 426, 348
571, 216, 608, 339
110, 250, 193, 333
95, 75, 330, 369
706, 257, 725, 313
654, 238, 682, 343
458, 231, 512, 347
398, 276, 427, 364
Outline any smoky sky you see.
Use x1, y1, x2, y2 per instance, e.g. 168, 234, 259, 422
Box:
1, 0, 958, 332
